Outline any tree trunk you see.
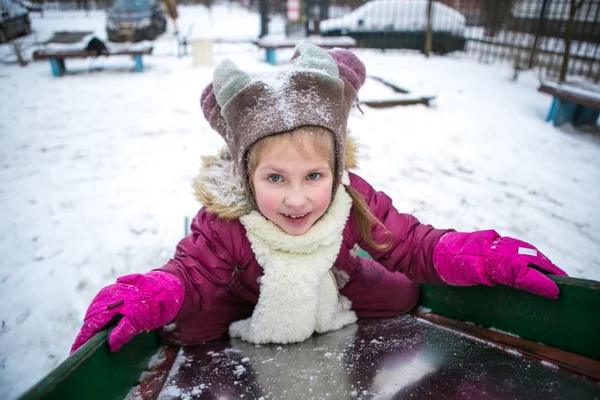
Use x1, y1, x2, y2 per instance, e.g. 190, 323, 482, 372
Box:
259, 0, 269, 38
481, 0, 516, 38
559, 0, 581, 82
424, 0, 433, 57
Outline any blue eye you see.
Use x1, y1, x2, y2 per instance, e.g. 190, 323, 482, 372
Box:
307, 173, 321, 180
268, 174, 283, 183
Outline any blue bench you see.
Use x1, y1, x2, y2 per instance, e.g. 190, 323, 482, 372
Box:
33, 46, 153, 77
539, 81, 600, 127
255, 36, 356, 66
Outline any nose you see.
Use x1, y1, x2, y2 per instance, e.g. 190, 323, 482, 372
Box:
284, 187, 307, 209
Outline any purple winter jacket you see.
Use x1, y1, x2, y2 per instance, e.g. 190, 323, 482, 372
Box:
158, 172, 450, 345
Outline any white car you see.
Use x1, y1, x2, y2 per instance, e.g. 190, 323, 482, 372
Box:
321, 0, 466, 34
320, 0, 466, 53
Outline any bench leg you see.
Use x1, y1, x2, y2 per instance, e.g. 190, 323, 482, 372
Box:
133, 55, 143, 72
265, 49, 276, 66
554, 100, 578, 127
545, 98, 559, 123
49, 58, 65, 77
178, 37, 188, 58
573, 106, 600, 127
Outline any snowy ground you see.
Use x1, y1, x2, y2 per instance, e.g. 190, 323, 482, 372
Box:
1, 4, 599, 399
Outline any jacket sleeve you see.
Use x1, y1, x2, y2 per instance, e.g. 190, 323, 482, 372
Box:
155, 209, 254, 344
350, 173, 452, 285
338, 254, 420, 317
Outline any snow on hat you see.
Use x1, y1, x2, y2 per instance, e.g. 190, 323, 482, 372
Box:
200, 43, 366, 208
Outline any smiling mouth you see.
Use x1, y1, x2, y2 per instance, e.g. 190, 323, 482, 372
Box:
282, 213, 308, 219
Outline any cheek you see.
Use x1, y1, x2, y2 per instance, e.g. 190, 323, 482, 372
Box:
312, 185, 333, 214
253, 183, 282, 214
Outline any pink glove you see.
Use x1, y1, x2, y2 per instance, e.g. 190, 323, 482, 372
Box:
70, 271, 184, 354
433, 230, 568, 299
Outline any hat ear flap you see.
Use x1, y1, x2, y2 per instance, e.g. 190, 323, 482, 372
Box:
213, 59, 253, 108
291, 43, 340, 79
200, 83, 227, 136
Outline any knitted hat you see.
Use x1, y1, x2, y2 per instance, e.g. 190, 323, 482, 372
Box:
200, 43, 366, 208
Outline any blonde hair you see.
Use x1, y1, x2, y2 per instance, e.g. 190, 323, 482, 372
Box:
248, 126, 335, 174
247, 126, 393, 251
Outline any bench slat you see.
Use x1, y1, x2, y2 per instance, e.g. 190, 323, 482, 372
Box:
539, 82, 600, 111
539, 81, 600, 127
255, 38, 356, 65
255, 36, 356, 50
33, 47, 153, 61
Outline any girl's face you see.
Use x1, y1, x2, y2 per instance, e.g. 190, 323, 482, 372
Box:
250, 132, 334, 236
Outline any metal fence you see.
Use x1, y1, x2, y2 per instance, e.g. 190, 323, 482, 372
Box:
316, 0, 600, 82
23, 0, 112, 14
24, 0, 600, 81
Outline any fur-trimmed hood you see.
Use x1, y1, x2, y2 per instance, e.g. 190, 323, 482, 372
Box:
192, 136, 358, 219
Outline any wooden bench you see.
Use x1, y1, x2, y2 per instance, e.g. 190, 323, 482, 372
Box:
32, 46, 153, 77
255, 36, 356, 66
361, 75, 437, 108
538, 81, 600, 127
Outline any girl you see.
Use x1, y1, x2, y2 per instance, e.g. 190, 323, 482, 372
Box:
71, 43, 567, 353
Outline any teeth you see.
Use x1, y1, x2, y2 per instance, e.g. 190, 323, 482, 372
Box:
285, 213, 307, 219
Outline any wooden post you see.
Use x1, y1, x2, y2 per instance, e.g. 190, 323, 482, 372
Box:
424, 0, 433, 57
11, 42, 27, 67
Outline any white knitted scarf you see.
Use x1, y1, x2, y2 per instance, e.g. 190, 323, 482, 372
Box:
231, 176, 358, 344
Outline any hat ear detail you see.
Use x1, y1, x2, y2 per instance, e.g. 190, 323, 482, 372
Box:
213, 59, 253, 108
292, 43, 340, 79
327, 48, 366, 93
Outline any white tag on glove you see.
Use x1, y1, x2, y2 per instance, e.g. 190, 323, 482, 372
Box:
518, 247, 538, 257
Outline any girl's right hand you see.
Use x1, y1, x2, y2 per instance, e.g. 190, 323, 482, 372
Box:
70, 271, 184, 354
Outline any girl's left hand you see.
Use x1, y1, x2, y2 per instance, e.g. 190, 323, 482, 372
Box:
432, 230, 568, 299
